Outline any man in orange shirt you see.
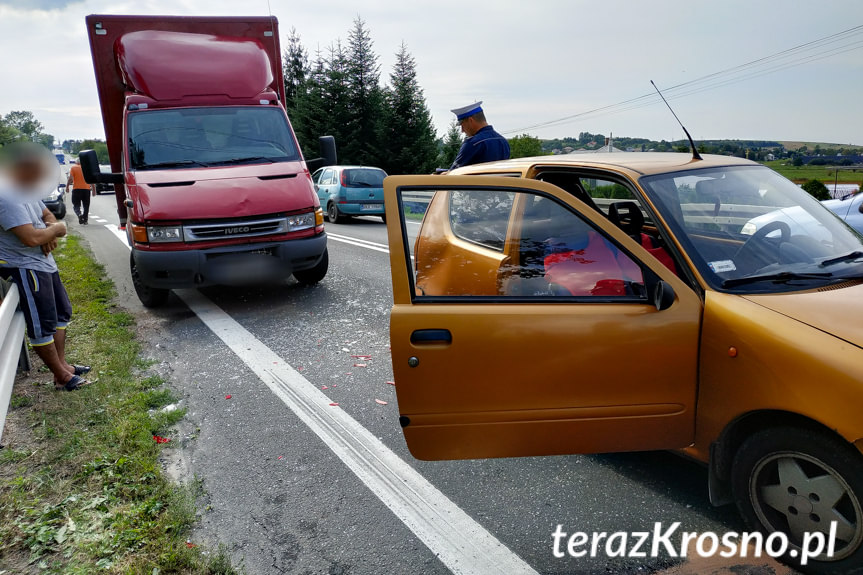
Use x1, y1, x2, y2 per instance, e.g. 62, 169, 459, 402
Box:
66, 160, 94, 225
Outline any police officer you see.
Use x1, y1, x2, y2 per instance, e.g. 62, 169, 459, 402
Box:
449, 102, 510, 170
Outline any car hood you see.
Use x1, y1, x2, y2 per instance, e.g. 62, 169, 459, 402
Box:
131, 161, 315, 220
743, 281, 863, 349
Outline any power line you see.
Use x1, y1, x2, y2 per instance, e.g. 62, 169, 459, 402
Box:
503, 23, 863, 135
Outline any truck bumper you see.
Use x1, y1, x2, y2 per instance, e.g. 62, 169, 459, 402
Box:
133, 234, 327, 289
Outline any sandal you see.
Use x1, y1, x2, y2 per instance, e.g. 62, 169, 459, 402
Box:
73, 365, 91, 376
55, 375, 91, 392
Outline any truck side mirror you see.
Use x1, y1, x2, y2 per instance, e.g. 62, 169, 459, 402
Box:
654, 280, 676, 311
78, 150, 123, 185
306, 136, 337, 173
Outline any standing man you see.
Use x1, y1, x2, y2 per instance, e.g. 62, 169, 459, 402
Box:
0, 143, 90, 391
449, 101, 510, 170
67, 159, 94, 225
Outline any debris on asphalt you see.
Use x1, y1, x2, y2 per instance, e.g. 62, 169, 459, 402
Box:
225, 394, 232, 399
375, 399, 388, 405
321, 385, 329, 390
353, 363, 367, 368
329, 402, 340, 407
152, 435, 170, 444
385, 381, 396, 386
351, 354, 372, 359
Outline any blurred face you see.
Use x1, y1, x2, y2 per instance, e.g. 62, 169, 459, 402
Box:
0, 143, 58, 196
459, 116, 479, 137
10, 159, 45, 190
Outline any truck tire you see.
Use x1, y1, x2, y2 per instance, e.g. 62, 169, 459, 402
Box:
731, 426, 863, 574
130, 253, 170, 308
327, 203, 345, 224
293, 248, 328, 285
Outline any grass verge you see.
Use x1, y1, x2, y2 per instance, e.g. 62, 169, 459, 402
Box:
762, 160, 863, 185
0, 234, 239, 574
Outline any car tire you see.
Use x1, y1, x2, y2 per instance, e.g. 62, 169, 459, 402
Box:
327, 203, 345, 224
56, 203, 66, 220
731, 426, 863, 574
130, 253, 170, 308
293, 249, 328, 285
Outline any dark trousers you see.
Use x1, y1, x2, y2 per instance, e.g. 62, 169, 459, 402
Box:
71, 189, 90, 221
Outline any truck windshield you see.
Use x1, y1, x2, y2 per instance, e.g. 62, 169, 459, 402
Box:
128, 106, 300, 170
640, 165, 863, 292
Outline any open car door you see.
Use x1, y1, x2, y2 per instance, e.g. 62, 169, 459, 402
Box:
384, 175, 702, 461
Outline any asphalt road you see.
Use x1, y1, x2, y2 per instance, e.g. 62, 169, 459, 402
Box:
69, 193, 792, 575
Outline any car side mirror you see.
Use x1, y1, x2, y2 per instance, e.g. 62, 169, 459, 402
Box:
306, 136, 337, 173
654, 280, 676, 311
78, 150, 123, 185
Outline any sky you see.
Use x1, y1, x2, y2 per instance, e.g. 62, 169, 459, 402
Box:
0, 0, 861, 146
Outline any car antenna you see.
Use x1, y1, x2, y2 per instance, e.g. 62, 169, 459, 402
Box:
650, 80, 702, 161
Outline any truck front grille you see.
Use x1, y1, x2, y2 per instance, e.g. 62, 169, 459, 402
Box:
183, 217, 287, 242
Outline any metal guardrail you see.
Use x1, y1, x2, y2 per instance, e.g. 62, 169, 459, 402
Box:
0, 283, 29, 445
404, 191, 775, 229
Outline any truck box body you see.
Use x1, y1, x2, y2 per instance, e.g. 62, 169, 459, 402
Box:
84, 15, 328, 304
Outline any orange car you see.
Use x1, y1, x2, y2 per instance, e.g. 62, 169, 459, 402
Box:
383, 153, 863, 574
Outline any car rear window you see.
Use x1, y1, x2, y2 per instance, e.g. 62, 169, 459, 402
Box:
344, 168, 385, 188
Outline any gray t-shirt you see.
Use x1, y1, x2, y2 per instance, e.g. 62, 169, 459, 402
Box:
0, 192, 58, 273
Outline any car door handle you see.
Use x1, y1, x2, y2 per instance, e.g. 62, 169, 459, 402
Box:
410, 329, 452, 345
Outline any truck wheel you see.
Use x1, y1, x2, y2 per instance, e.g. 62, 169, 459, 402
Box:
731, 426, 863, 574
327, 203, 345, 224
293, 249, 328, 285
130, 253, 170, 308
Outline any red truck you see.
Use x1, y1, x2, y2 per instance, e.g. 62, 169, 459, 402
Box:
79, 15, 335, 307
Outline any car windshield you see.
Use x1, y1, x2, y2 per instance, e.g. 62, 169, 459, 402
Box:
343, 168, 385, 187
639, 165, 863, 292
128, 106, 300, 170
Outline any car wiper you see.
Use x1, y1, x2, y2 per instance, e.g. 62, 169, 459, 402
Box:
213, 156, 276, 165
722, 271, 834, 289
138, 159, 209, 169
820, 250, 863, 267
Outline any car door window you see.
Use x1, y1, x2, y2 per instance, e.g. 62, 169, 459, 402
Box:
312, 169, 324, 184
411, 187, 646, 300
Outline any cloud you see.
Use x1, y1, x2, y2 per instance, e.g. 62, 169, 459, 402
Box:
0, 0, 83, 9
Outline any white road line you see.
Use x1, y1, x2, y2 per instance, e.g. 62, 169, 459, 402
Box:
100, 227, 538, 575
105, 224, 128, 246
327, 233, 390, 254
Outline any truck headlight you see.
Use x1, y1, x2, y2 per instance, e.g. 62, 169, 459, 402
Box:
148, 226, 184, 242
286, 212, 315, 231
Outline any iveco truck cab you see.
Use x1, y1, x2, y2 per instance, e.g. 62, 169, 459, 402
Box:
80, 15, 335, 307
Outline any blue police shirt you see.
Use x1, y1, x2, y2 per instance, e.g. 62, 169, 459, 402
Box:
450, 125, 511, 170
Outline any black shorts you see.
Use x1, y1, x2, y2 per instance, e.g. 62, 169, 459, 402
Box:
0, 268, 72, 346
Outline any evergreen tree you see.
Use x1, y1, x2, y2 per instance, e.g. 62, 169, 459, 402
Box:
283, 27, 309, 113
380, 42, 438, 174
343, 17, 384, 165
438, 120, 463, 169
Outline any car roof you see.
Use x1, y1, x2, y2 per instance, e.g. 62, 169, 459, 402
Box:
329, 165, 386, 171
449, 152, 758, 177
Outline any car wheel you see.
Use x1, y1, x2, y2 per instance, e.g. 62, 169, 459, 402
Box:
130, 253, 170, 308
56, 203, 66, 220
293, 249, 328, 285
732, 426, 863, 574
327, 203, 344, 224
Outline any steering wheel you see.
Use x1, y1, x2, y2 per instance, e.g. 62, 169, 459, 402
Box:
734, 220, 791, 270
